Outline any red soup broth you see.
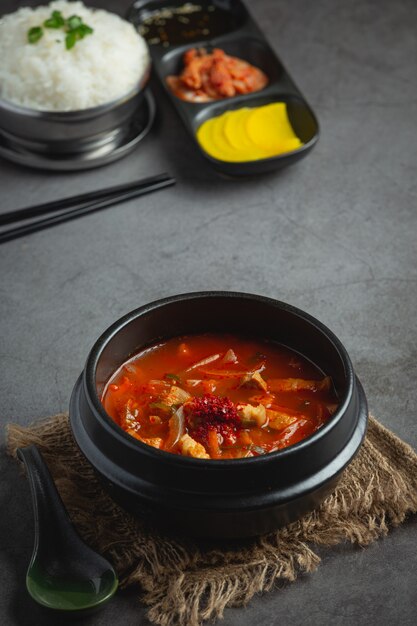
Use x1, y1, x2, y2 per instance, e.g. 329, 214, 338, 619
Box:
101, 334, 338, 460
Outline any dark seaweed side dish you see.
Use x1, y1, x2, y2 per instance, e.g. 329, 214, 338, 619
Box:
137, 2, 236, 46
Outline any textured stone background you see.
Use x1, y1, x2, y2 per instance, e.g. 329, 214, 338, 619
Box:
0, 1, 416, 624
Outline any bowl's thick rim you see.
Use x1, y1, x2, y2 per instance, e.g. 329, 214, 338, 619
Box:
0, 59, 151, 119
83, 291, 356, 468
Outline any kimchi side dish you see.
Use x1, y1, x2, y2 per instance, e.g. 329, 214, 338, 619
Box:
166, 47, 268, 103
102, 334, 338, 460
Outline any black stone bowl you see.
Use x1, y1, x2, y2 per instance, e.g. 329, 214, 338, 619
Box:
69, 292, 368, 538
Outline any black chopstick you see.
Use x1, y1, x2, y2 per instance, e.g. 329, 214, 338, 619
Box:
0, 176, 175, 245
0, 173, 172, 227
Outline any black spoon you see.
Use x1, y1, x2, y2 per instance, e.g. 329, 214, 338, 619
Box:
17, 445, 118, 613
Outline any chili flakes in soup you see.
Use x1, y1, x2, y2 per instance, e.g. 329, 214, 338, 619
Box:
101, 334, 338, 459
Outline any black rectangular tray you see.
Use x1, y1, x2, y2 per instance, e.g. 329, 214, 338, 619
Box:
127, 0, 319, 176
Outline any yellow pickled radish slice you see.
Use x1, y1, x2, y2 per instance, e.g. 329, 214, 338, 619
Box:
246, 103, 302, 152
212, 112, 265, 161
223, 108, 255, 150
196, 102, 303, 163
205, 112, 243, 161
211, 110, 231, 150
197, 111, 265, 162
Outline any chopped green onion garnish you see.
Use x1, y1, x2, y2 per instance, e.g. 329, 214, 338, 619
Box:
67, 15, 83, 31
28, 26, 43, 44
28, 10, 93, 50
44, 10, 65, 28
78, 24, 93, 36
65, 31, 77, 50
165, 373, 181, 382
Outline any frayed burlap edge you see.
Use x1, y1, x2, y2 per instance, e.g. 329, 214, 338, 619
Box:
6, 414, 417, 626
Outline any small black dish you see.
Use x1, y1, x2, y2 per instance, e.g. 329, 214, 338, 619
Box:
127, 0, 319, 175
69, 292, 368, 539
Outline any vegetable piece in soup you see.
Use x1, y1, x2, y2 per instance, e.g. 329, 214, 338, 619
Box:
101, 334, 338, 459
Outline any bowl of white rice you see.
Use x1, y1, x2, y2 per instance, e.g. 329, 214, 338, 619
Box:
0, 1, 151, 154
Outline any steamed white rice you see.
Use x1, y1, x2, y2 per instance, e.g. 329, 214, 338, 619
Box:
0, 1, 150, 111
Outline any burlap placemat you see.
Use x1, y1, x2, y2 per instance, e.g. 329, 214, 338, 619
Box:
6, 413, 417, 626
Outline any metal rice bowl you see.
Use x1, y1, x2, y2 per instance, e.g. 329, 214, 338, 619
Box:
0, 60, 151, 156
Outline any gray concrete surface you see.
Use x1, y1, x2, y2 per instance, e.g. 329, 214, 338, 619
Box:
1, 0, 416, 624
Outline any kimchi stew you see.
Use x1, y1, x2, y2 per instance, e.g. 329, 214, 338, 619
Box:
102, 334, 338, 459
